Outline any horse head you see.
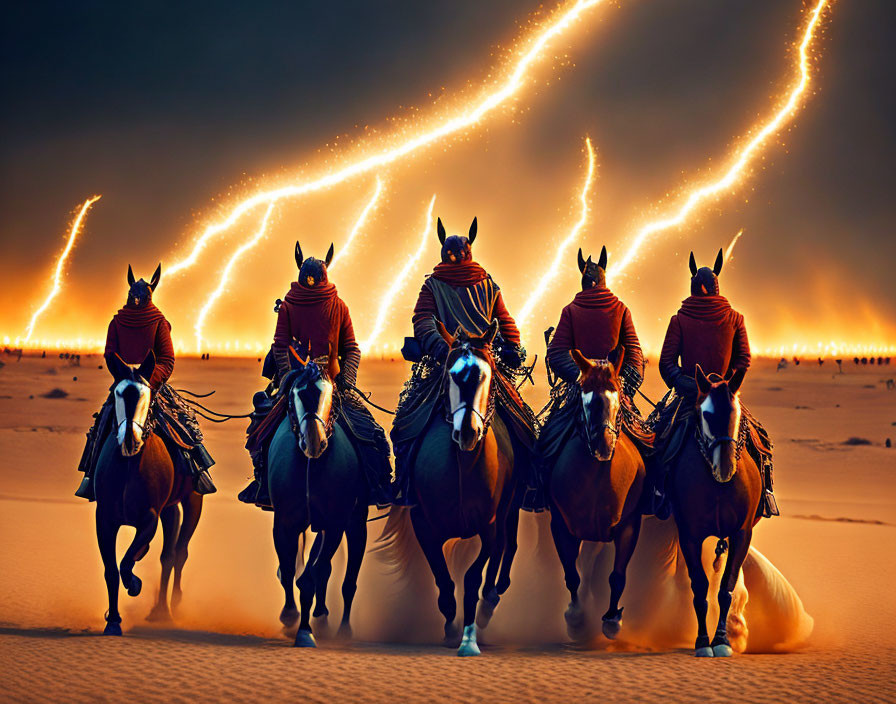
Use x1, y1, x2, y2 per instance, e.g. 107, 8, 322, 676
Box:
107, 351, 156, 457
436, 317, 496, 452
126, 263, 161, 308
437, 217, 476, 264
571, 346, 624, 461
287, 346, 336, 459
695, 364, 746, 482
295, 240, 334, 289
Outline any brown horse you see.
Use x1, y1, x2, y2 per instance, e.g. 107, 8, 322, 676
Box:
94, 351, 203, 635
377, 320, 521, 656
547, 347, 647, 642
669, 365, 761, 657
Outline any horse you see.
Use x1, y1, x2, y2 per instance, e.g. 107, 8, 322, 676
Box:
669, 364, 761, 657
546, 347, 647, 642
378, 319, 521, 657
268, 347, 368, 647
94, 351, 203, 635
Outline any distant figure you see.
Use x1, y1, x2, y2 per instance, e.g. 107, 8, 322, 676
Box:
818, 357, 824, 366
887, 357, 892, 365
854, 357, 860, 366
793, 356, 800, 366
862, 357, 868, 365
41, 350, 46, 358
878, 356, 884, 365
836, 359, 843, 373
777, 358, 788, 372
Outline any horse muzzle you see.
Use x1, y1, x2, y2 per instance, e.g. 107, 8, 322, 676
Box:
119, 423, 144, 456
298, 414, 328, 459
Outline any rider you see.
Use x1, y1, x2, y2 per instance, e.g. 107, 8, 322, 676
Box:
540, 247, 652, 486
240, 241, 393, 509
649, 249, 778, 518
391, 217, 541, 508
76, 264, 216, 500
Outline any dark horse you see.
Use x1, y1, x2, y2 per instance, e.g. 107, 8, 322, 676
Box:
269, 348, 368, 647
378, 320, 521, 657
547, 348, 647, 642
669, 365, 760, 657
95, 351, 203, 635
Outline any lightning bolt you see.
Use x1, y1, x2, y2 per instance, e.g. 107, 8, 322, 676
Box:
165, 0, 609, 279
723, 229, 744, 264
607, 0, 829, 285
517, 136, 596, 333
194, 202, 277, 353
22, 195, 102, 343
328, 176, 385, 273
360, 195, 436, 355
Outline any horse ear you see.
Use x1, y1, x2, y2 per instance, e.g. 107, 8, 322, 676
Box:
468, 217, 477, 244
597, 245, 608, 271
728, 367, 746, 394
482, 319, 498, 345
577, 248, 587, 273
137, 350, 156, 383
108, 353, 131, 381
327, 341, 340, 379
713, 248, 724, 275
437, 218, 446, 245
295, 241, 304, 270
289, 345, 308, 369
570, 349, 592, 374
695, 364, 711, 395
689, 252, 698, 276
127, 265, 135, 287
608, 345, 625, 373
433, 317, 454, 346
149, 263, 161, 291
325, 243, 334, 267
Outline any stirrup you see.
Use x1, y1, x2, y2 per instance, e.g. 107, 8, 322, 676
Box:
75, 475, 95, 502
193, 470, 217, 495
762, 490, 780, 518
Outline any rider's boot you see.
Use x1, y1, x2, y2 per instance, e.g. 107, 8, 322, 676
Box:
74, 472, 95, 501
193, 469, 217, 495
642, 458, 671, 520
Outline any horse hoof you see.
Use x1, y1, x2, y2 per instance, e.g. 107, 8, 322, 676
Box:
601, 615, 622, 640
564, 605, 587, 642
146, 605, 172, 623
294, 629, 317, 648
457, 625, 481, 657
712, 643, 733, 658
125, 575, 142, 598
313, 606, 329, 619
336, 623, 353, 641
443, 622, 460, 647
475, 597, 497, 629
695, 646, 714, 658
279, 607, 299, 628
103, 622, 122, 636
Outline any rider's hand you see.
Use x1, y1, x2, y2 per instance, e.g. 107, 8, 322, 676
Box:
499, 343, 525, 369
432, 340, 450, 362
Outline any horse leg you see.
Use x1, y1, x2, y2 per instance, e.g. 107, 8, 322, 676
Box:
119, 508, 159, 599
476, 506, 508, 630
679, 535, 712, 657
312, 528, 345, 621
273, 511, 303, 631
458, 523, 495, 657
147, 504, 180, 622
171, 493, 202, 610
602, 512, 642, 640
711, 528, 752, 657
410, 506, 457, 645
549, 507, 584, 641
338, 501, 368, 641
295, 532, 321, 646
96, 513, 122, 635
495, 498, 521, 596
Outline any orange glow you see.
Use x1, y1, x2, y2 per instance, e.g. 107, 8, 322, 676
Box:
360, 195, 436, 355
194, 202, 277, 353
22, 195, 102, 343
724, 229, 744, 264
328, 176, 385, 273
607, 0, 830, 286
517, 136, 596, 335
164, 0, 610, 279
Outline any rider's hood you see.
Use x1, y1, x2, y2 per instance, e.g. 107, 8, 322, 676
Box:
430, 260, 490, 287
113, 301, 166, 328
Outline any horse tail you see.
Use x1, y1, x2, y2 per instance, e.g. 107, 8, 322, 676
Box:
713, 538, 729, 572
373, 507, 423, 576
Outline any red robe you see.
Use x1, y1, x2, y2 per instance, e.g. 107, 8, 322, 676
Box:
547, 286, 643, 383
104, 302, 174, 389
412, 261, 519, 356
273, 281, 360, 384
659, 295, 750, 394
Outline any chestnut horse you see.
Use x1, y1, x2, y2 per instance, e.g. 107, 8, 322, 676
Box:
547, 347, 647, 642
94, 351, 203, 635
669, 365, 761, 657
268, 348, 368, 647
377, 320, 521, 656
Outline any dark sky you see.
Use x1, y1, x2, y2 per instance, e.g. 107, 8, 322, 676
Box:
2, 0, 894, 351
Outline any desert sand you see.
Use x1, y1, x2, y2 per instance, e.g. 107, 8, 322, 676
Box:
0, 353, 894, 703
